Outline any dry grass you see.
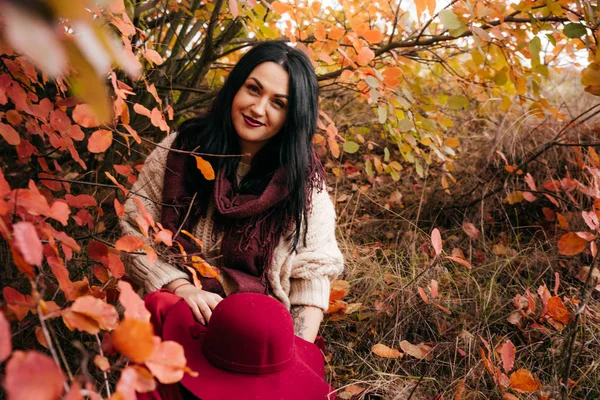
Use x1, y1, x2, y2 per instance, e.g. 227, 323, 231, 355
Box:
322, 82, 600, 399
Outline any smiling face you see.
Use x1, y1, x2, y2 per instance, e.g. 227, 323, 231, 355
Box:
231, 62, 290, 163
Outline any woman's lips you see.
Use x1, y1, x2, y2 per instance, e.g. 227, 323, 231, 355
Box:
242, 114, 264, 127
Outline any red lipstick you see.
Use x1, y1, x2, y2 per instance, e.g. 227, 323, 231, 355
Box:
243, 114, 264, 127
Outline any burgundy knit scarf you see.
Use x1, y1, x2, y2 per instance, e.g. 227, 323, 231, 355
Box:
161, 144, 302, 296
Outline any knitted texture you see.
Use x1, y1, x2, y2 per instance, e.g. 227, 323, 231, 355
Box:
119, 134, 344, 311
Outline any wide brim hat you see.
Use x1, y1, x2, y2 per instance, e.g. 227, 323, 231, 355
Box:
162, 296, 336, 400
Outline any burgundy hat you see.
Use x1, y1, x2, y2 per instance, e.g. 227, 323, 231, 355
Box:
162, 293, 336, 400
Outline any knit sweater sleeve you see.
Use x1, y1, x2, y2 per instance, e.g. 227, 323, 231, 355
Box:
119, 134, 189, 293
287, 188, 344, 311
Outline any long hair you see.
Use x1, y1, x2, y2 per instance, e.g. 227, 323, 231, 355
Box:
175, 41, 323, 250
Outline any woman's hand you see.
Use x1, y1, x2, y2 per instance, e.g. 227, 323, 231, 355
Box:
166, 279, 223, 324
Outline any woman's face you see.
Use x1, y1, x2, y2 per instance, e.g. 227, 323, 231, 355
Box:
231, 62, 289, 161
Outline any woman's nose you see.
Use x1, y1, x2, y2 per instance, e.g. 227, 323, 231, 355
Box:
251, 97, 267, 116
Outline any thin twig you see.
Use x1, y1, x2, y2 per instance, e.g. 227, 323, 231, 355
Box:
37, 296, 70, 393
174, 192, 197, 241
95, 334, 111, 398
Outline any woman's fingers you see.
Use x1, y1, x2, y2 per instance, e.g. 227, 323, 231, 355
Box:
206, 294, 222, 310
196, 299, 213, 323
186, 299, 205, 325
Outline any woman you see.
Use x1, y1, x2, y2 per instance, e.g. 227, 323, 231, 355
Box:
120, 41, 344, 343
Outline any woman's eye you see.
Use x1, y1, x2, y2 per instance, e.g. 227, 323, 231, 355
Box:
273, 100, 285, 108
247, 85, 259, 93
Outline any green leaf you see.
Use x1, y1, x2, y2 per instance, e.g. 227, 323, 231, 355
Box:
447, 95, 469, 110
529, 36, 541, 67
563, 23, 587, 39
343, 141, 360, 154
439, 10, 462, 30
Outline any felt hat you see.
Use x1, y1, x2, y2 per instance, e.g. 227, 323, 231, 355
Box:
162, 293, 336, 400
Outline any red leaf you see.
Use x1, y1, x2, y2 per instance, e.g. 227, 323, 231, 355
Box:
3, 287, 32, 321
145, 338, 196, 384
65, 194, 97, 208
4, 351, 66, 400
88, 241, 109, 262
462, 222, 480, 239
0, 122, 21, 145
88, 129, 113, 153
114, 198, 125, 216
118, 281, 151, 321
558, 232, 587, 255
48, 256, 74, 300
114, 164, 133, 176
106, 252, 125, 278
0, 310, 12, 362
418, 287, 429, 303
93, 265, 110, 283
115, 236, 145, 252
49, 200, 70, 225
12, 221, 43, 266
229, 0, 239, 17
72, 104, 100, 128
356, 47, 375, 66
155, 229, 173, 247
498, 339, 515, 373
431, 228, 442, 256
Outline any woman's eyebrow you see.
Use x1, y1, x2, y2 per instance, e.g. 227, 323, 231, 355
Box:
248, 77, 289, 99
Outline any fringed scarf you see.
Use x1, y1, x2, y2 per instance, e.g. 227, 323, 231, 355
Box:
161, 141, 324, 297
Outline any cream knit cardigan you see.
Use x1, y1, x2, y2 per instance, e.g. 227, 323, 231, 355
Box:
119, 134, 344, 312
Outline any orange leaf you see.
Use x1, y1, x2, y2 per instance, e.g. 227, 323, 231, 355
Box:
72, 104, 100, 128
400, 340, 433, 360
498, 339, 515, 373
418, 287, 429, 303
115, 235, 145, 252
509, 369, 542, 393
191, 256, 220, 279
0, 310, 12, 362
133, 103, 152, 118
356, 47, 375, 66
114, 199, 125, 216
547, 296, 570, 324
194, 155, 215, 180
94, 355, 110, 372
113, 318, 155, 363
326, 300, 347, 314
12, 221, 43, 267
145, 338, 196, 384
431, 228, 442, 256
88, 129, 113, 153
65, 194, 97, 208
4, 351, 66, 400
62, 296, 119, 334
35, 326, 49, 349
372, 343, 402, 359
558, 232, 587, 255
118, 280, 151, 322
144, 49, 163, 66
363, 29, 383, 44
329, 280, 350, 302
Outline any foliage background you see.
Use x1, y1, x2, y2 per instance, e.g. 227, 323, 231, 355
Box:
1, 0, 600, 399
